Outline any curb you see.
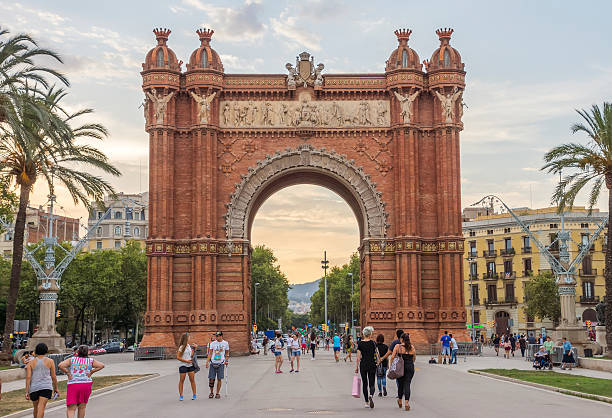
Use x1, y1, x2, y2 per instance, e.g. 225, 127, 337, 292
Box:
468, 370, 612, 404
3, 374, 160, 418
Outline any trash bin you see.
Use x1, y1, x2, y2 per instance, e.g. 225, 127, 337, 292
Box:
584, 348, 593, 358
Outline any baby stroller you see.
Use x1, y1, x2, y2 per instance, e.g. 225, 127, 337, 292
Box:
533, 353, 552, 370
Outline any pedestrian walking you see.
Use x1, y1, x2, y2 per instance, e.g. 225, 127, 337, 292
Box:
519, 334, 527, 357
206, 331, 230, 398
176, 333, 197, 400
25, 343, 59, 418
503, 338, 511, 358
561, 337, 575, 370
301, 334, 307, 354
325, 336, 330, 351
355, 326, 377, 409
291, 333, 301, 372
58, 345, 105, 418
449, 333, 458, 364
344, 335, 354, 362
510, 333, 516, 357
287, 334, 294, 363
493, 334, 500, 356
273, 332, 285, 372
309, 331, 317, 360
440, 331, 451, 364
380, 329, 404, 397
333, 332, 342, 362
263, 336, 269, 356
375, 334, 388, 397
389, 333, 416, 411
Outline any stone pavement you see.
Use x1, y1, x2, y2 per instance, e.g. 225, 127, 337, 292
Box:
7, 347, 609, 417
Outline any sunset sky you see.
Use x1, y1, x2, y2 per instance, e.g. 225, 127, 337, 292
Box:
3, 0, 612, 283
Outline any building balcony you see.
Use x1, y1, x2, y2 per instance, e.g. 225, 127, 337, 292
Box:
483, 249, 497, 258
578, 244, 594, 253
501, 271, 516, 280
482, 272, 498, 280
522, 246, 532, 254
578, 269, 597, 277
500, 248, 515, 256
484, 298, 518, 307
523, 270, 533, 277
468, 273, 479, 281
579, 295, 600, 304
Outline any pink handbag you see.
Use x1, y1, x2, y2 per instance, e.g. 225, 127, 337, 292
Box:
352, 374, 361, 398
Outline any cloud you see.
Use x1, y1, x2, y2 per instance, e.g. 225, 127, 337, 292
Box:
220, 54, 264, 72
184, 0, 266, 43
270, 8, 322, 52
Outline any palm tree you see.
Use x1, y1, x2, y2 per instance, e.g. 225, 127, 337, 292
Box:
0, 87, 121, 354
0, 27, 68, 121
542, 102, 612, 354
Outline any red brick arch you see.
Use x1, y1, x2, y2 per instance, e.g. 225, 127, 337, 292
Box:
140, 28, 469, 353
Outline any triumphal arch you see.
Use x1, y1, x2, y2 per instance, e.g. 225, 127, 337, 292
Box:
140, 27, 468, 353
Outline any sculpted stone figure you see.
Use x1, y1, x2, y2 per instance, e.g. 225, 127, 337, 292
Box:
142, 99, 149, 124
223, 103, 230, 125
262, 102, 274, 125
596, 301, 606, 325
146, 88, 174, 125
190, 90, 216, 124
376, 101, 387, 125
314, 63, 324, 87
279, 103, 288, 125
331, 101, 343, 126
358, 101, 372, 125
233, 103, 240, 126
434, 87, 462, 124
285, 63, 297, 88
393, 90, 420, 123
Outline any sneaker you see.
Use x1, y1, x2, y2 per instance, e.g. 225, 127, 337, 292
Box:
192, 394, 197, 400
378, 392, 382, 397
179, 395, 183, 401
290, 369, 294, 373
369, 396, 374, 409
364, 404, 370, 408
295, 370, 299, 373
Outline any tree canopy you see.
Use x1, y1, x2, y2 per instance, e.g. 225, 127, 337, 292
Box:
251, 245, 290, 331
524, 273, 561, 324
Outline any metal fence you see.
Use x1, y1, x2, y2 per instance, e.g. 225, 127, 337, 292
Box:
134, 346, 171, 361
48, 353, 72, 375
526, 344, 578, 364
429, 342, 482, 362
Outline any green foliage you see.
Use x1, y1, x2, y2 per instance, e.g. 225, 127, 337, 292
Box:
524, 273, 561, 323
309, 253, 360, 328
251, 245, 290, 331
287, 312, 310, 330
0, 176, 17, 230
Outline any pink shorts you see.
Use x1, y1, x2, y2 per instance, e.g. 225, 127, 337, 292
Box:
66, 382, 93, 405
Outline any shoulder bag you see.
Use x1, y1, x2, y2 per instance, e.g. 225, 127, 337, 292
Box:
387, 348, 404, 380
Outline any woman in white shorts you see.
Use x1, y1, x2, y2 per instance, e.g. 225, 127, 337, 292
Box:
291, 333, 301, 373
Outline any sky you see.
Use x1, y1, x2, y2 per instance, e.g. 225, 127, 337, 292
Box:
3, 0, 612, 283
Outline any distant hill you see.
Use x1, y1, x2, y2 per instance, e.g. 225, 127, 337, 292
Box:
288, 279, 320, 303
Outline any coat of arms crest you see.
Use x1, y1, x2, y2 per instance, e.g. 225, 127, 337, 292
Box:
286, 51, 324, 89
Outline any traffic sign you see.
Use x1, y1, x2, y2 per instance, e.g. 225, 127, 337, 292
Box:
308, 323, 312, 327
317, 324, 322, 330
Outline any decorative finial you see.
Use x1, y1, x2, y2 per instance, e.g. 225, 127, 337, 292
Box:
394, 28, 412, 44
197, 28, 214, 46
153, 28, 171, 45
436, 27, 454, 44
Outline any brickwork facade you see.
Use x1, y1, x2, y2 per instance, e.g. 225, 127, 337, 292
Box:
141, 27, 468, 353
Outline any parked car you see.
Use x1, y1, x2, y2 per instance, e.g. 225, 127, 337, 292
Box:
102, 341, 123, 353
89, 347, 106, 355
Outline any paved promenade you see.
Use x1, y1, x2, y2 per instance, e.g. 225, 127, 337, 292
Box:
6, 347, 606, 417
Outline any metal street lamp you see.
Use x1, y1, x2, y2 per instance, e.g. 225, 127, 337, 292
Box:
347, 273, 353, 330
321, 251, 329, 334
466, 256, 476, 342
254, 282, 260, 328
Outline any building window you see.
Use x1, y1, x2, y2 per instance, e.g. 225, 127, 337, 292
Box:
201, 50, 208, 67
156, 49, 164, 67
581, 223, 589, 228
471, 285, 479, 304
469, 241, 476, 257
473, 310, 480, 324
522, 236, 530, 251
583, 281, 594, 299
504, 260, 513, 275
487, 229, 493, 235
97, 211, 103, 219
141, 211, 146, 221
581, 233, 589, 248
126, 208, 133, 220
582, 256, 593, 275
5, 233, 12, 241
505, 283, 515, 301
96, 227, 102, 236
401, 49, 408, 67
133, 227, 140, 237
524, 258, 532, 275
504, 228, 511, 234
115, 241, 121, 249
96, 241, 102, 250
470, 262, 478, 278
487, 284, 497, 302
469, 230, 476, 237
114, 211, 122, 219
487, 240, 494, 252
549, 233, 559, 251
114, 226, 122, 236
487, 261, 496, 275
443, 48, 451, 67
550, 223, 558, 229
504, 237, 512, 250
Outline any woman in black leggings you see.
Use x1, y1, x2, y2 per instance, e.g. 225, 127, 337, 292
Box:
355, 326, 377, 409
389, 333, 416, 410
309, 332, 317, 359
